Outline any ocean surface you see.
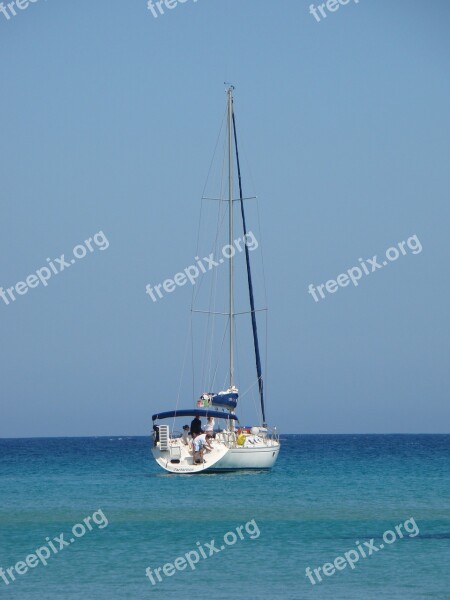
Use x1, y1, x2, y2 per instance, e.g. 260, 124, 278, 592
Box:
0, 435, 449, 599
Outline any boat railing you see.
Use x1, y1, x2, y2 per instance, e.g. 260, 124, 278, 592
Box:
215, 427, 280, 448
270, 427, 280, 443
214, 430, 235, 448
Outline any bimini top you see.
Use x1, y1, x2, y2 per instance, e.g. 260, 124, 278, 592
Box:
152, 409, 239, 422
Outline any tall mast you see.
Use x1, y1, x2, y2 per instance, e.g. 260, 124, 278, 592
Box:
232, 98, 267, 426
227, 86, 235, 388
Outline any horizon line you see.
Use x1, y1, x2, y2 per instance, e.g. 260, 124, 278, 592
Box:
1, 432, 449, 441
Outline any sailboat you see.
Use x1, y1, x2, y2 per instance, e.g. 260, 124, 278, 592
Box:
151, 86, 280, 473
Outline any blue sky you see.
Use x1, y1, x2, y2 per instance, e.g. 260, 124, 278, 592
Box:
0, 0, 449, 436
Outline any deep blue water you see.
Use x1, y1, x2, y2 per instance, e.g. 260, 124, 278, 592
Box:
0, 435, 449, 599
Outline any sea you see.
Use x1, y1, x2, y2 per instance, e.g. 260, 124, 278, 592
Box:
0, 435, 449, 599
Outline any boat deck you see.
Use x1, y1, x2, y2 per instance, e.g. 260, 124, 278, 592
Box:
152, 437, 229, 473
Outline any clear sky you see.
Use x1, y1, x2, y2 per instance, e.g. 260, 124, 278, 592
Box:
1, 0, 449, 437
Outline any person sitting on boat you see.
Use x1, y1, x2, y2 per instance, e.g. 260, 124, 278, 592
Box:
153, 425, 160, 447
181, 425, 190, 446
190, 415, 203, 436
204, 416, 215, 437
193, 433, 213, 464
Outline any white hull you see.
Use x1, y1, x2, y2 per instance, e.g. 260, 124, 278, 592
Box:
211, 445, 280, 471
152, 441, 229, 474
152, 432, 280, 474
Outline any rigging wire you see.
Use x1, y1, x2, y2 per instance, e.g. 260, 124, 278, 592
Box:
241, 143, 269, 307
190, 107, 227, 399
172, 315, 194, 434
210, 318, 229, 393
185, 94, 270, 425
239, 131, 270, 419
202, 140, 228, 391
192, 152, 229, 309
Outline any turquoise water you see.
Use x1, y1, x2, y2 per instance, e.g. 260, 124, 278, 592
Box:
0, 435, 449, 599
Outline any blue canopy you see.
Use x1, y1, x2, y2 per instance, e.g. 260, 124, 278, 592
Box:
152, 409, 238, 422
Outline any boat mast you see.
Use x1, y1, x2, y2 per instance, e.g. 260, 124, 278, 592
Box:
231, 95, 267, 427
227, 86, 235, 389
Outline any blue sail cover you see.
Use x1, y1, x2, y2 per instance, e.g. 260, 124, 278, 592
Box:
210, 393, 238, 410
152, 409, 238, 422
196, 392, 238, 410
